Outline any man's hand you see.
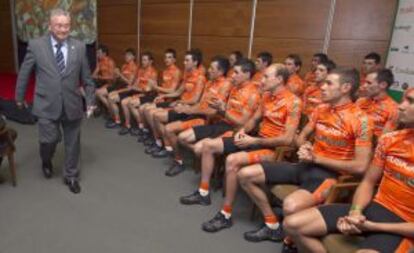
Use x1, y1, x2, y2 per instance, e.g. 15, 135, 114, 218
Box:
208, 97, 225, 111
234, 132, 258, 148
297, 142, 314, 162
86, 105, 97, 118
337, 217, 362, 235
154, 95, 165, 103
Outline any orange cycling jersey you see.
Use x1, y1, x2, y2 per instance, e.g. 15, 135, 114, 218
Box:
286, 73, 305, 96
180, 68, 206, 103
160, 64, 181, 91
373, 129, 414, 223
252, 71, 264, 84
304, 71, 317, 88
224, 81, 261, 126
135, 66, 158, 91
227, 68, 235, 79
309, 102, 373, 160
198, 76, 232, 110
120, 61, 137, 81
303, 84, 322, 115
356, 95, 399, 138
258, 87, 303, 138
96, 56, 115, 80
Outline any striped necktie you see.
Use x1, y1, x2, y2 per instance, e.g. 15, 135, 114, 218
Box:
55, 43, 65, 74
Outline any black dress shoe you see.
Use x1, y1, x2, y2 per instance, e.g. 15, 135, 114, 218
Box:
64, 178, 81, 194
42, 162, 53, 179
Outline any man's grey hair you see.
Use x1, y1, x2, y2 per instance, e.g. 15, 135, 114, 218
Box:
49, 8, 71, 20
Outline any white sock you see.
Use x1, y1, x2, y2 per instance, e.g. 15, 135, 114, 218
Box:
175, 159, 183, 165
220, 210, 232, 219
138, 123, 144, 129
155, 139, 163, 147
265, 222, 279, 230
198, 188, 209, 197
165, 146, 173, 152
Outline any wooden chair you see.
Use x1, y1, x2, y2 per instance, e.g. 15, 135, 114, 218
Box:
0, 126, 17, 187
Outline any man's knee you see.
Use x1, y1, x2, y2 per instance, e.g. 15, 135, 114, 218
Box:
225, 154, 241, 174
283, 214, 304, 236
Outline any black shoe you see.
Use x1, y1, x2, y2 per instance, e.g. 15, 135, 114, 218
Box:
118, 127, 130, 136
165, 163, 186, 177
244, 225, 284, 242
202, 212, 233, 232
64, 178, 81, 194
129, 128, 141, 136
137, 134, 148, 143
145, 144, 160, 154
42, 161, 53, 179
281, 241, 298, 253
179, 190, 211, 205
105, 121, 120, 129
152, 148, 172, 158
143, 138, 155, 147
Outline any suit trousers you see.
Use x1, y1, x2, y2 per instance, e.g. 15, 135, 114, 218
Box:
37, 111, 82, 180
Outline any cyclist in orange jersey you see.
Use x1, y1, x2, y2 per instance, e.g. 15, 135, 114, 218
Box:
284, 88, 414, 253
303, 53, 328, 89
285, 54, 305, 96
252, 51, 273, 88
227, 50, 243, 78
238, 68, 373, 243
358, 52, 381, 97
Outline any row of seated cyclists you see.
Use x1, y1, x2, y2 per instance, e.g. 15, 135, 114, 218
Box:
91, 45, 414, 253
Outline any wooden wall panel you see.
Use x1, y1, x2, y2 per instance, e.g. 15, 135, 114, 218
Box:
97, 1, 138, 66
328, 40, 390, 68
192, 1, 251, 37
98, 5, 137, 34
141, 2, 189, 35
328, 0, 397, 68
0, 1, 15, 73
140, 35, 187, 69
252, 38, 324, 74
255, 0, 330, 39
192, 36, 249, 66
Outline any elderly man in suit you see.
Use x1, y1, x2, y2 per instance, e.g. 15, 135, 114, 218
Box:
15, 8, 95, 194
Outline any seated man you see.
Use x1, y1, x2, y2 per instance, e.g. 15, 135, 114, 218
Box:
252, 51, 273, 85
227, 51, 243, 78
128, 48, 181, 136
92, 44, 115, 88
359, 52, 381, 95
182, 64, 302, 232
106, 52, 157, 132
149, 56, 232, 172
303, 53, 328, 89
283, 88, 414, 253
140, 49, 206, 150
302, 59, 336, 116
356, 68, 398, 140
285, 54, 305, 96
95, 48, 137, 117
174, 58, 261, 177
237, 68, 373, 243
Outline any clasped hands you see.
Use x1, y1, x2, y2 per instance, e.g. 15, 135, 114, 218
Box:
234, 128, 258, 148
337, 212, 377, 235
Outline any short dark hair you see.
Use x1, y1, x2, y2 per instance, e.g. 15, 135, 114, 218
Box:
364, 52, 381, 64
211, 56, 230, 76
186, 49, 202, 67
286, 54, 302, 68
375, 68, 394, 89
165, 48, 176, 59
274, 64, 290, 84
125, 48, 136, 57
313, 53, 328, 63
234, 58, 256, 78
141, 51, 153, 61
97, 44, 109, 55
319, 59, 336, 73
230, 51, 243, 61
257, 51, 273, 67
330, 67, 360, 99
